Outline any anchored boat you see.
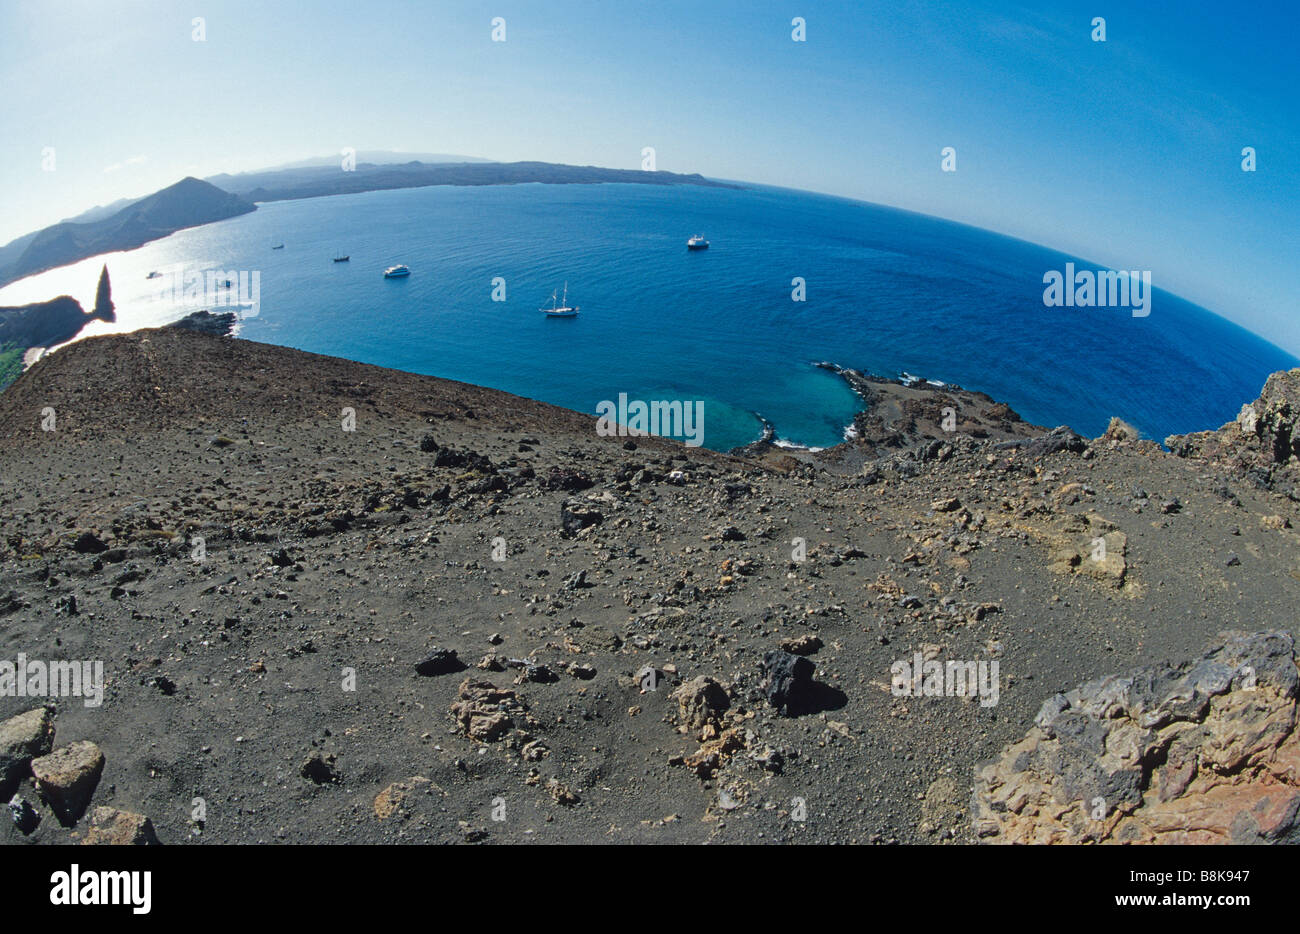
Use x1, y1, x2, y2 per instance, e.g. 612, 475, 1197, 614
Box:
542, 282, 579, 317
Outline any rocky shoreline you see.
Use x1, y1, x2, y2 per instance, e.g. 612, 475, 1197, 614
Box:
2, 330, 1298, 845
165, 310, 238, 337
0, 265, 115, 392
731, 361, 1048, 472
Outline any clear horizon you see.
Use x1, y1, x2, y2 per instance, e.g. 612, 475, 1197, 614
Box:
1, 0, 1296, 353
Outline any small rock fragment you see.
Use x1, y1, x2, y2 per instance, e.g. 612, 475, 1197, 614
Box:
31, 740, 105, 825
373, 776, 431, 820
780, 634, 823, 656
82, 806, 160, 845
672, 676, 730, 732
7, 794, 39, 834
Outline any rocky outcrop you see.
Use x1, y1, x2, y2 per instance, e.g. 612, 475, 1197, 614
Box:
973, 631, 1300, 844
0, 707, 55, 795
166, 310, 235, 336
449, 679, 531, 742
0, 265, 115, 391
0, 296, 94, 351
1101, 416, 1140, 442
93, 264, 114, 320
672, 676, 730, 733
31, 740, 105, 826
996, 426, 1087, 459
1167, 369, 1300, 482
824, 364, 1043, 451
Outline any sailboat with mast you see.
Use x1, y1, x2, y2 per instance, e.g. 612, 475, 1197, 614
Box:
541, 282, 579, 317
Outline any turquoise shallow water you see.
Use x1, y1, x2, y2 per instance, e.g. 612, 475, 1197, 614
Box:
3, 181, 1294, 451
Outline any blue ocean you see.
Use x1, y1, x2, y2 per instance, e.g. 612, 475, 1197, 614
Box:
3, 182, 1294, 451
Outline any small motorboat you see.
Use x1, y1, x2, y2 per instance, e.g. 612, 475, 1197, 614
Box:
146, 271, 162, 279
271, 243, 285, 250
687, 234, 709, 250
384, 265, 411, 278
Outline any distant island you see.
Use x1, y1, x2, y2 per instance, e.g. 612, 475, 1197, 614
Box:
206, 160, 740, 204
0, 178, 255, 290
0, 159, 739, 291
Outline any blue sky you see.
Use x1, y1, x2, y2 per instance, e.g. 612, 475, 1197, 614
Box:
2, 0, 1296, 350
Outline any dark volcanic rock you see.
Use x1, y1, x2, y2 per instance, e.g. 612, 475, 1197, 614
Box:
996, 426, 1087, 458
7, 794, 40, 834
433, 447, 494, 472
761, 651, 816, 716
5, 328, 1300, 845
560, 500, 603, 537
415, 647, 466, 676
93, 264, 114, 320
72, 531, 108, 554
544, 466, 595, 492
166, 310, 236, 336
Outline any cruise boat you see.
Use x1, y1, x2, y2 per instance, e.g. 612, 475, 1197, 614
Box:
541, 282, 579, 317
384, 265, 410, 278
687, 234, 709, 250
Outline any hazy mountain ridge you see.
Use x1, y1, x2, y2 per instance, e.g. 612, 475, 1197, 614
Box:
2, 160, 735, 291
210, 160, 740, 204
0, 178, 256, 289
259, 151, 494, 170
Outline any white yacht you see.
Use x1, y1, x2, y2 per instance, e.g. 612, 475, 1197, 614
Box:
383, 265, 411, 278
687, 234, 709, 250
542, 282, 579, 317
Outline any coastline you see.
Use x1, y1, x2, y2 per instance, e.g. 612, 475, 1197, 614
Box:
729, 360, 1048, 466
4, 179, 1295, 450
4, 315, 1059, 460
